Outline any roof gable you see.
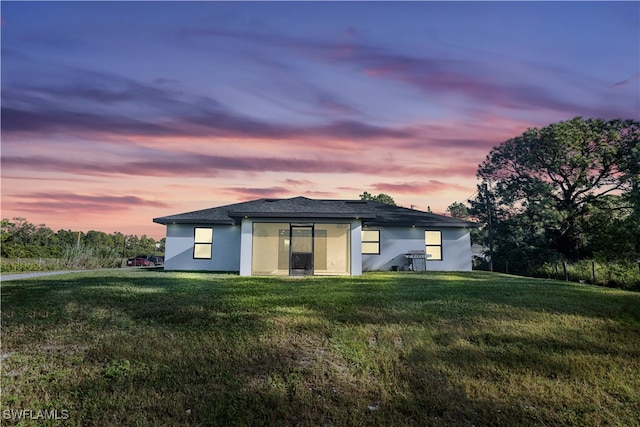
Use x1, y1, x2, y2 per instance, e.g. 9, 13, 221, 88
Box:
153, 196, 478, 228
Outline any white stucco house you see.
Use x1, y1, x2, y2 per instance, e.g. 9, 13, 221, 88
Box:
153, 196, 478, 276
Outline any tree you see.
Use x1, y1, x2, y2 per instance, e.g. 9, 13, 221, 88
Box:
359, 192, 396, 205
2, 217, 37, 257
476, 116, 640, 261
446, 202, 470, 219
580, 195, 639, 260
470, 189, 558, 273
85, 230, 111, 248
56, 229, 78, 250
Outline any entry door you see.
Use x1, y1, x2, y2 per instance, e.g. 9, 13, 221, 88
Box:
290, 226, 313, 275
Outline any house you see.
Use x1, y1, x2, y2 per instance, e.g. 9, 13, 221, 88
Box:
153, 196, 479, 276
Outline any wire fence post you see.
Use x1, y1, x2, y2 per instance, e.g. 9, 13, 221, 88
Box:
563, 261, 568, 281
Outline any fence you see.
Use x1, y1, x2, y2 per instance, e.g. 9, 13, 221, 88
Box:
478, 259, 640, 291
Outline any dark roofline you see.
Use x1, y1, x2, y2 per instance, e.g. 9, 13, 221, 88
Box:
228, 211, 377, 219
153, 196, 479, 228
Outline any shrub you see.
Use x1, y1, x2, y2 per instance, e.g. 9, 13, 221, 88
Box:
1, 246, 123, 273
62, 245, 121, 269
0, 258, 63, 272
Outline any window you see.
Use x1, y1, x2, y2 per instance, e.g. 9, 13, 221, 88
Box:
425, 230, 442, 261
362, 229, 380, 254
193, 228, 213, 259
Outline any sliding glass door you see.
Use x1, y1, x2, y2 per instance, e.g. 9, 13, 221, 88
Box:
252, 222, 350, 276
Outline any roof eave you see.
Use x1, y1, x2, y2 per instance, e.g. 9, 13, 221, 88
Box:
153, 218, 236, 225
364, 220, 480, 228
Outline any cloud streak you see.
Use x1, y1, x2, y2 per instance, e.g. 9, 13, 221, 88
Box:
372, 180, 469, 195
2, 71, 413, 142
10, 192, 170, 215
612, 72, 640, 88
3, 151, 474, 178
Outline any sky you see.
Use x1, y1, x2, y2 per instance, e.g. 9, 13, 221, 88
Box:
1, 1, 638, 239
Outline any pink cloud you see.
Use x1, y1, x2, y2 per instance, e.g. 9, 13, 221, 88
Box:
372, 180, 469, 195
7, 192, 169, 216
221, 187, 290, 199
283, 179, 314, 187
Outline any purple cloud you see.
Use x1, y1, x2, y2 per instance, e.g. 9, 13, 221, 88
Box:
612, 72, 640, 88
1, 70, 412, 141
182, 26, 638, 119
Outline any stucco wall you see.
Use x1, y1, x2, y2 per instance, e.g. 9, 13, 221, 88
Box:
164, 224, 241, 271
163, 222, 471, 274
362, 226, 472, 272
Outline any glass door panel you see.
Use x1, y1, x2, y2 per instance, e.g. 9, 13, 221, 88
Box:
314, 224, 350, 275
290, 226, 313, 275
252, 223, 290, 275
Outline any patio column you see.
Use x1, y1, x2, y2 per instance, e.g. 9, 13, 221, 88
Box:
351, 220, 363, 276
239, 218, 253, 276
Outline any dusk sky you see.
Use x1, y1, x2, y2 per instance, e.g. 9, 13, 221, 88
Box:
2, 1, 638, 239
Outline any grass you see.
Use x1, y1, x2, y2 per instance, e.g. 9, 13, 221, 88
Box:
1, 271, 639, 426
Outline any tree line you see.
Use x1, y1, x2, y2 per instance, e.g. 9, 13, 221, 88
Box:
1, 217, 163, 259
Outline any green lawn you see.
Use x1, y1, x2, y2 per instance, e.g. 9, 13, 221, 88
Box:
2, 271, 639, 426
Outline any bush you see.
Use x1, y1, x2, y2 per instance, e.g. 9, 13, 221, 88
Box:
1, 246, 122, 273
61, 246, 121, 269
537, 260, 640, 290
0, 258, 63, 273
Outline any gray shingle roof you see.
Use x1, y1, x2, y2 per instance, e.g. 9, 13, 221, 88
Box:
153, 196, 478, 228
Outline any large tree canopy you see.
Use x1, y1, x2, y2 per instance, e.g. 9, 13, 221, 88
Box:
476, 116, 639, 261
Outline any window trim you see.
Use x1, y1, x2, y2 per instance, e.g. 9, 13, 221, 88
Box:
362, 229, 380, 255
193, 227, 213, 259
425, 230, 442, 261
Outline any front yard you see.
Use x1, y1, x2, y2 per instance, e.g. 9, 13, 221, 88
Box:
2, 271, 639, 426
